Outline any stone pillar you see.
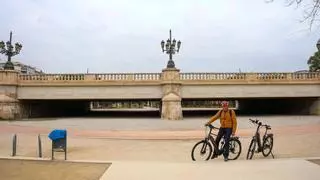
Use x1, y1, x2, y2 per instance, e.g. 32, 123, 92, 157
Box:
245, 73, 258, 82
161, 68, 183, 120
0, 70, 20, 120
310, 98, 320, 115
0, 95, 20, 120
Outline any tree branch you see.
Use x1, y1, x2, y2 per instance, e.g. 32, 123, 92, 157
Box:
266, 0, 320, 29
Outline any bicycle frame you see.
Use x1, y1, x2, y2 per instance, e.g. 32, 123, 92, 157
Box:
254, 124, 262, 152
251, 120, 271, 152
205, 125, 231, 158
205, 125, 218, 147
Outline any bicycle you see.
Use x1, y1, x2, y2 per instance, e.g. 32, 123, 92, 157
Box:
191, 124, 242, 161
246, 118, 274, 160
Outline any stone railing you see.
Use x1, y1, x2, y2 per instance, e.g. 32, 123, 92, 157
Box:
256, 73, 288, 80
19, 74, 85, 81
180, 73, 246, 80
16, 72, 320, 84
291, 72, 320, 80
19, 73, 161, 82
180, 72, 320, 81
94, 73, 161, 81
255, 73, 320, 80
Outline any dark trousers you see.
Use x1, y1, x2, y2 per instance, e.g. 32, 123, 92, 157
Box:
215, 128, 232, 159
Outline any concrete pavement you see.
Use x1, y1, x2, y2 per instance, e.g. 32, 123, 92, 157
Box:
100, 158, 320, 180
0, 116, 320, 140
1, 116, 319, 131
1, 122, 320, 140
0, 116, 320, 179
1, 156, 319, 180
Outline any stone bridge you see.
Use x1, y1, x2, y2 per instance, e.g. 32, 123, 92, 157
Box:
0, 68, 319, 120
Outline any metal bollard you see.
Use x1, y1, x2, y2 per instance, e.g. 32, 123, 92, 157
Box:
38, 134, 42, 158
12, 134, 17, 156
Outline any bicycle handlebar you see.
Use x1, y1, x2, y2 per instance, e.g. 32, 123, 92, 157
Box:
249, 118, 271, 129
249, 118, 259, 124
205, 124, 220, 130
263, 124, 272, 130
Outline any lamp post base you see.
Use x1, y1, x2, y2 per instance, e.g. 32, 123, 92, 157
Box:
3, 61, 14, 70
167, 59, 175, 68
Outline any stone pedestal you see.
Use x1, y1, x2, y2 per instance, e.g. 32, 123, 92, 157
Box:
161, 68, 183, 120
161, 93, 182, 120
0, 94, 20, 120
0, 70, 20, 120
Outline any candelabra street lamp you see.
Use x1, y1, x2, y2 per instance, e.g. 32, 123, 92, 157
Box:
0, 31, 23, 70
161, 29, 181, 68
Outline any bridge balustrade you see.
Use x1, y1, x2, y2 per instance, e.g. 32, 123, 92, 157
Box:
17, 72, 319, 83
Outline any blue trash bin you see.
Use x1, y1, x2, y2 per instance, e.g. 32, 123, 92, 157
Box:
48, 129, 67, 160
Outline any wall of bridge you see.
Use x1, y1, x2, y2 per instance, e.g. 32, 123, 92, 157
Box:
16, 72, 320, 100
17, 84, 320, 100
18, 86, 163, 100
181, 84, 320, 98
1, 70, 320, 119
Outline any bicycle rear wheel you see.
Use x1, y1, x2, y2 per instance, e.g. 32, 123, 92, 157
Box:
191, 140, 213, 161
228, 138, 242, 160
262, 136, 273, 157
246, 138, 256, 160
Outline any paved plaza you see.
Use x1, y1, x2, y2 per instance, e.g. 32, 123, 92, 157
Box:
0, 115, 319, 139
101, 158, 320, 180
0, 115, 320, 179
1, 115, 319, 131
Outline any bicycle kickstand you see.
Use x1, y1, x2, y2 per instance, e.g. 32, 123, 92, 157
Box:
270, 151, 275, 159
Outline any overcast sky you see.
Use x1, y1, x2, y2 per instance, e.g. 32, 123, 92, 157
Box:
0, 0, 319, 73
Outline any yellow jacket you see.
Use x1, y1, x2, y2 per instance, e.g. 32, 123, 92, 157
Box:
208, 109, 237, 134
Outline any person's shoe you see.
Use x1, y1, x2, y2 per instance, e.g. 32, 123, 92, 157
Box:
224, 157, 228, 162
211, 154, 217, 159
211, 151, 218, 159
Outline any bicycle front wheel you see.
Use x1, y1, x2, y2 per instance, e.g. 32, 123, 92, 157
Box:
262, 136, 273, 157
228, 138, 242, 160
246, 138, 256, 160
191, 140, 213, 161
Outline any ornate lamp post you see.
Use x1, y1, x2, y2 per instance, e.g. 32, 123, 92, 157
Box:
0, 31, 23, 70
160, 29, 181, 68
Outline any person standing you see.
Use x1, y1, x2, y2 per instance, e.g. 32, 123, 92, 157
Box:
205, 101, 237, 161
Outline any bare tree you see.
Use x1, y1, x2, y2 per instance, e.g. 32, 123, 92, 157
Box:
266, 0, 320, 28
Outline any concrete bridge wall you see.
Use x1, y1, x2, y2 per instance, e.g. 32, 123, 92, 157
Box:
16, 83, 320, 100
0, 70, 319, 119
17, 85, 163, 100
181, 84, 320, 98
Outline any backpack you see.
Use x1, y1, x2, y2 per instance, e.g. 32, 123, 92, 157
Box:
219, 109, 233, 119
219, 110, 234, 128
